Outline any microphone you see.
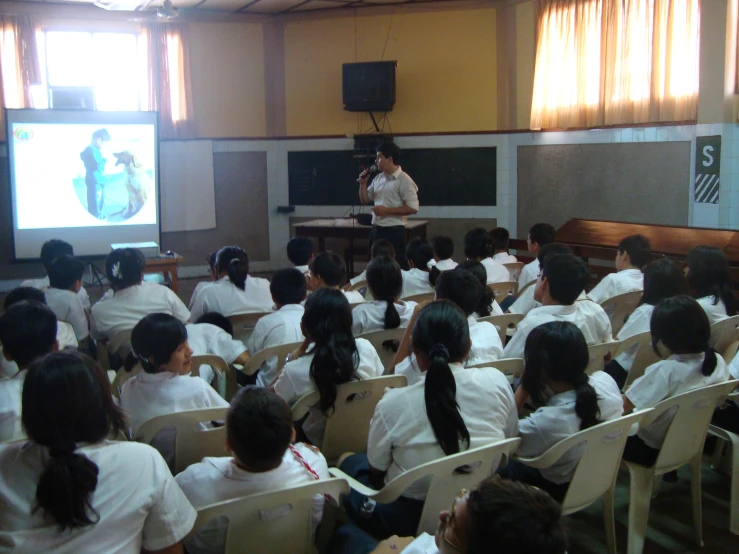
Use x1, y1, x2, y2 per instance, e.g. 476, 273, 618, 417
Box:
357, 164, 378, 182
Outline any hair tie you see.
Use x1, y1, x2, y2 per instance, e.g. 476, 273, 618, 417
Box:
574, 373, 589, 386
49, 440, 76, 458
428, 343, 450, 362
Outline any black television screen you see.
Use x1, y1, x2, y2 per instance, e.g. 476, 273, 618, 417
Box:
342, 61, 397, 112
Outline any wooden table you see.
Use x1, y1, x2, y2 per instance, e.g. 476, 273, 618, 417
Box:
145, 254, 183, 294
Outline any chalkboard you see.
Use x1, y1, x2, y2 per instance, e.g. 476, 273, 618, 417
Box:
288, 147, 496, 206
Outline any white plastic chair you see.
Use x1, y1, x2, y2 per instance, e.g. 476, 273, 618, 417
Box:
622, 381, 739, 554
190, 354, 233, 399
585, 340, 621, 375
330, 438, 520, 536
710, 315, 739, 356
191, 478, 350, 554
228, 311, 271, 344
110, 363, 141, 400
291, 375, 407, 464
515, 411, 651, 554
135, 407, 228, 474
487, 280, 519, 302
517, 279, 536, 299
403, 292, 435, 304
599, 290, 642, 336
502, 261, 524, 281
467, 358, 524, 385
476, 313, 524, 344
96, 328, 133, 371
708, 420, 739, 535
355, 327, 406, 373
614, 332, 660, 390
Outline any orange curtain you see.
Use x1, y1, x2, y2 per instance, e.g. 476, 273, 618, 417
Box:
0, 15, 41, 109
531, 0, 700, 129
143, 22, 194, 139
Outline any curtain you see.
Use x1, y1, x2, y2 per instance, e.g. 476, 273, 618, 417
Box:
143, 22, 194, 139
531, 0, 700, 129
0, 15, 41, 109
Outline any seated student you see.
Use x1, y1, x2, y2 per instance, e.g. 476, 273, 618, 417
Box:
518, 223, 556, 289
272, 288, 384, 446
45, 255, 89, 343
189, 250, 219, 310
0, 301, 59, 441
185, 312, 251, 385
348, 239, 396, 288
247, 268, 307, 387
504, 254, 612, 360
685, 245, 739, 324
0, 351, 196, 551
190, 246, 274, 321
309, 251, 365, 304
457, 260, 504, 317
352, 256, 417, 336
500, 322, 623, 501
463, 228, 509, 285
176, 387, 330, 554
339, 300, 517, 539
428, 235, 457, 271
622, 296, 730, 466
587, 234, 651, 304
490, 227, 518, 264
605, 259, 688, 388
508, 243, 573, 317
22, 239, 91, 311
287, 236, 314, 275
91, 248, 190, 341
400, 238, 436, 298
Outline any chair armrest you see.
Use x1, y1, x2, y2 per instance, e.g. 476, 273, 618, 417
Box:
328, 467, 381, 498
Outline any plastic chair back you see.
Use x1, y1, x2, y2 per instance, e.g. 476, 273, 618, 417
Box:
467, 358, 524, 379
502, 261, 524, 281
97, 329, 133, 371
356, 327, 406, 373
615, 332, 660, 390
190, 354, 231, 399
291, 375, 407, 463
348, 280, 367, 292
487, 281, 519, 302
135, 407, 228, 474
722, 339, 739, 366
585, 340, 621, 375
599, 290, 642, 336
517, 279, 536, 298
241, 341, 302, 377
476, 313, 525, 344
192, 478, 349, 554
403, 292, 435, 304
228, 312, 271, 344
711, 315, 739, 355
111, 363, 141, 400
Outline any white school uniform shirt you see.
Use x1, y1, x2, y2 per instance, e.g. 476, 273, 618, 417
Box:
399, 533, 438, 554
518, 258, 539, 289
90, 282, 190, 341
352, 300, 417, 336
587, 268, 644, 304
189, 275, 274, 322
0, 440, 196, 554
368, 363, 518, 500
366, 166, 420, 227
518, 371, 624, 484
273, 338, 384, 445
696, 295, 729, 324
626, 353, 730, 449
175, 444, 329, 554
401, 268, 434, 298
186, 323, 248, 383
614, 303, 654, 372
247, 304, 306, 387
492, 252, 518, 264
0, 370, 26, 442
188, 280, 213, 310
480, 257, 511, 285
294, 264, 310, 275
504, 303, 613, 360
729, 351, 739, 380
44, 287, 89, 340
21, 275, 91, 311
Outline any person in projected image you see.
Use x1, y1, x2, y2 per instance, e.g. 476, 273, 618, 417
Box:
80, 128, 110, 220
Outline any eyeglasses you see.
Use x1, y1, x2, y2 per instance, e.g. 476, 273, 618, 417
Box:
441, 488, 467, 553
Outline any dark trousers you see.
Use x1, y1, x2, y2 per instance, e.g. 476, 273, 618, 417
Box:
712, 402, 739, 434
86, 179, 105, 218
497, 459, 570, 502
622, 434, 660, 467
604, 359, 629, 390
369, 226, 408, 270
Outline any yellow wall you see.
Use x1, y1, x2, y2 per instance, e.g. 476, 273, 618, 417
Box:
284, 8, 498, 136
515, 1, 535, 130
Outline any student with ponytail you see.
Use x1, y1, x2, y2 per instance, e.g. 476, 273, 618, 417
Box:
685, 245, 739, 324
189, 245, 273, 320
339, 300, 517, 539
457, 260, 504, 317
499, 321, 623, 501
0, 351, 196, 551
622, 295, 730, 466
351, 256, 417, 335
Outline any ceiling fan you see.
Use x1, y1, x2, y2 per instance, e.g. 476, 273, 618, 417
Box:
94, 0, 180, 19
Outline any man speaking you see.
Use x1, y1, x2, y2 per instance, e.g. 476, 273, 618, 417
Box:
358, 142, 419, 269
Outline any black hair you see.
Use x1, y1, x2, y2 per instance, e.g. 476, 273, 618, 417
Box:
40, 239, 74, 272
490, 227, 511, 251
618, 234, 652, 269
216, 246, 250, 291
536, 242, 573, 265
105, 248, 145, 292
376, 141, 401, 164
467, 477, 568, 554
435, 268, 482, 317
522, 321, 601, 429
366, 256, 403, 329
0, 301, 57, 368
639, 258, 688, 307
371, 239, 396, 260
309, 251, 348, 288
458, 260, 495, 317
125, 313, 188, 374
464, 228, 494, 260
405, 238, 434, 271
48, 255, 86, 290
650, 295, 718, 376
195, 312, 234, 336
686, 245, 739, 316
302, 288, 360, 415
412, 300, 471, 455
3, 286, 46, 310
227, 387, 294, 472
270, 268, 307, 306
92, 128, 110, 142
529, 223, 556, 247
286, 237, 314, 267
541, 254, 589, 305
22, 351, 125, 531
206, 251, 218, 271
432, 235, 455, 260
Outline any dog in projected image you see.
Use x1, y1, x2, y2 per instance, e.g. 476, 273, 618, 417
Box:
112, 151, 150, 218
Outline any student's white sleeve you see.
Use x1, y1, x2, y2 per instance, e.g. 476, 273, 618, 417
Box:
351, 310, 366, 337
188, 288, 208, 322
395, 355, 424, 386
210, 328, 248, 364
491, 300, 504, 316
729, 351, 739, 380
624, 363, 669, 410
68, 297, 90, 340
518, 264, 537, 289
587, 275, 613, 304
273, 366, 299, 404
508, 287, 537, 316
366, 180, 375, 202
166, 288, 191, 323
78, 286, 91, 311
516, 415, 549, 458
366, 401, 394, 471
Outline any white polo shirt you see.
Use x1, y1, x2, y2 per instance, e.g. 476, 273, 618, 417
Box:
0, 370, 26, 442
273, 338, 384, 445
247, 304, 306, 387
493, 252, 518, 264
44, 287, 89, 340
696, 296, 729, 325
401, 268, 435, 299
480, 257, 511, 285
368, 363, 518, 500
433, 258, 458, 271
587, 268, 644, 304
614, 303, 654, 371
626, 353, 730, 448
398, 533, 438, 554
90, 282, 190, 341
21, 275, 91, 311
352, 300, 417, 336
186, 323, 248, 383
0, 440, 196, 553
175, 444, 329, 554
366, 167, 420, 227
504, 303, 612, 360
189, 276, 274, 321
517, 371, 624, 484
518, 259, 539, 289
189, 280, 213, 310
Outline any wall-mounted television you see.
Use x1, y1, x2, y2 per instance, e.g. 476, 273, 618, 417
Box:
342, 61, 397, 112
